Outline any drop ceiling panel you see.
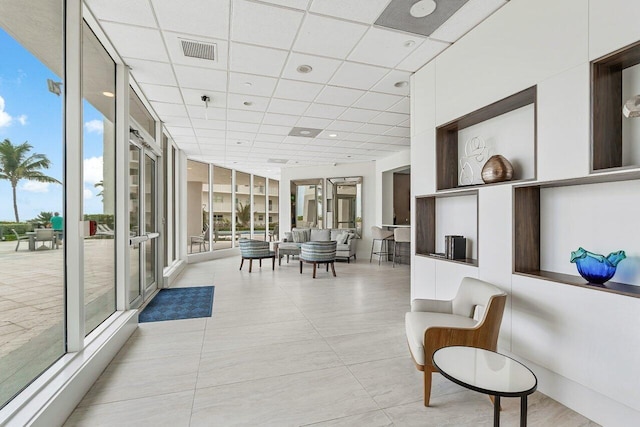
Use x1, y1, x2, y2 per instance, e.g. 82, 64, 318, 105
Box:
162, 116, 192, 127
198, 137, 227, 145
166, 126, 195, 136
191, 118, 227, 130
304, 103, 347, 120
259, 124, 293, 135
388, 97, 410, 113
314, 86, 364, 106
152, 102, 188, 117
326, 120, 362, 132
227, 121, 260, 133
329, 62, 389, 90
126, 58, 176, 86
151, 0, 229, 40
230, 43, 289, 77
174, 65, 228, 91
231, 0, 304, 50
384, 126, 411, 137
139, 83, 183, 103
100, 23, 168, 62
227, 109, 265, 123
164, 32, 228, 70
281, 53, 342, 84
369, 134, 401, 144
370, 111, 408, 125
273, 79, 324, 102
293, 14, 368, 59
257, 0, 310, 10
357, 123, 393, 135
263, 113, 299, 126
225, 131, 257, 141
196, 129, 226, 138
187, 105, 226, 120
349, 27, 425, 68
227, 93, 271, 111
267, 98, 310, 115
182, 89, 227, 108
338, 107, 379, 122
331, 139, 362, 148
396, 39, 450, 71
254, 134, 286, 143
372, 69, 412, 95
228, 72, 278, 97
295, 116, 332, 128
430, 0, 506, 43
353, 91, 403, 110
87, 0, 156, 27
344, 132, 374, 142
309, 0, 392, 25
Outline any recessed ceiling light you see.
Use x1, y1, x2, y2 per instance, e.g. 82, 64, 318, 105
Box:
347, 155, 352, 158
404, 40, 415, 48
243, 101, 253, 106
394, 81, 409, 88
410, 0, 437, 18
328, 133, 338, 138
296, 64, 313, 74
102, 91, 114, 97
243, 82, 252, 87
300, 130, 311, 135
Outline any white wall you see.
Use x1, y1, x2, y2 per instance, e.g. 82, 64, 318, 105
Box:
375, 149, 411, 226
280, 161, 375, 260
410, 0, 640, 425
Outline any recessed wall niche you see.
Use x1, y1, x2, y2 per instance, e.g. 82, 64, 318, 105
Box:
592, 40, 640, 171
436, 86, 537, 191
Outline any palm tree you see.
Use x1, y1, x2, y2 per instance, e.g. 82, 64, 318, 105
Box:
236, 201, 251, 227
0, 139, 61, 222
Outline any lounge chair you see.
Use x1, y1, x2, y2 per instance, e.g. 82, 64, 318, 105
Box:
12, 229, 30, 251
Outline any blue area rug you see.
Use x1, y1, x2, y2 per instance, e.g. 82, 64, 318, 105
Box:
139, 286, 214, 323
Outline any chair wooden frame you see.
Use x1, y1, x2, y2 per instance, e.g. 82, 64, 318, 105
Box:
408, 293, 507, 406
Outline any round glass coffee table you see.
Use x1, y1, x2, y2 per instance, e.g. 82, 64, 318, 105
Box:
432, 346, 537, 427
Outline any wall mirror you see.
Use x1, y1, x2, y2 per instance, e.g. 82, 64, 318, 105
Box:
290, 179, 323, 229
326, 177, 362, 237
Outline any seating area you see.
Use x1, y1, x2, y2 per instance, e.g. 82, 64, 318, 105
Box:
279, 227, 357, 265
238, 239, 275, 273
405, 277, 507, 406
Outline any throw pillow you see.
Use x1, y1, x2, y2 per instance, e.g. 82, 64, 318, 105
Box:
336, 232, 349, 245
292, 230, 307, 243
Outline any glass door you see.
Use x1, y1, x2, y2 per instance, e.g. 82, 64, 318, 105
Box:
128, 138, 160, 308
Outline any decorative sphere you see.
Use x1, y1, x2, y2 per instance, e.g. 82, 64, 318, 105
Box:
481, 155, 514, 184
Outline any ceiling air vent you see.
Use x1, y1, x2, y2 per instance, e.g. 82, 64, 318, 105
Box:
181, 39, 217, 61
268, 158, 289, 164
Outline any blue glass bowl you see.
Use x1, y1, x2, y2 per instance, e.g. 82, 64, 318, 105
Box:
570, 247, 626, 284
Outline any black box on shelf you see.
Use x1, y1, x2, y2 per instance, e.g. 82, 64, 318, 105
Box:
445, 235, 466, 260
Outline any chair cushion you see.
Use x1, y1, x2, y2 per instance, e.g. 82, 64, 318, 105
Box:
300, 241, 337, 262
310, 228, 331, 241
405, 312, 478, 366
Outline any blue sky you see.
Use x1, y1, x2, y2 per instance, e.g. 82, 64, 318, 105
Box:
0, 28, 106, 222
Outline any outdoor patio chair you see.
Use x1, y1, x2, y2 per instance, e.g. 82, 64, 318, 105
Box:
35, 228, 57, 250
190, 226, 209, 253
12, 229, 30, 251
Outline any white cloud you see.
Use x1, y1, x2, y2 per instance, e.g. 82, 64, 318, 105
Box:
84, 188, 93, 199
84, 119, 103, 134
83, 156, 103, 184
17, 114, 27, 125
0, 96, 12, 128
22, 181, 50, 193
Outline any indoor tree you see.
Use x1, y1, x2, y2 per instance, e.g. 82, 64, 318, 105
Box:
0, 139, 61, 222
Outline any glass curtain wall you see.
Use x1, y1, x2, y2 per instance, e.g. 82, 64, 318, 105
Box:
268, 179, 279, 241
187, 160, 209, 254
253, 175, 266, 241
212, 165, 232, 250
0, 0, 65, 408
235, 171, 251, 245
82, 22, 116, 335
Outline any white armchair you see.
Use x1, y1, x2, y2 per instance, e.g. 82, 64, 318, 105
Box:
405, 277, 507, 406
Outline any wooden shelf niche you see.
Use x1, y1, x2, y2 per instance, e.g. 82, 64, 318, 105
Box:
436, 86, 537, 191
416, 190, 478, 267
592, 40, 640, 172
514, 172, 640, 298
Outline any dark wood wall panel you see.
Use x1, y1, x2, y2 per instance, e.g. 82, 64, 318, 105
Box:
592, 64, 623, 170
514, 186, 540, 273
415, 197, 435, 255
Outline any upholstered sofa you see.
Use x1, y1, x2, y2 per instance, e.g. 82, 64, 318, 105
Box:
282, 228, 357, 262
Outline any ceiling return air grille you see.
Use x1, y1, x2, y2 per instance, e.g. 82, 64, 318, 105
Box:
180, 38, 217, 61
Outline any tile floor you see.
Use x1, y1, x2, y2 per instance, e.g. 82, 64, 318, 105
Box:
64, 256, 599, 426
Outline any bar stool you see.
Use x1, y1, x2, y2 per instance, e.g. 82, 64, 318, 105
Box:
393, 227, 411, 267
370, 226, 394, 265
